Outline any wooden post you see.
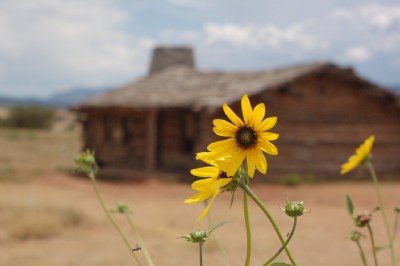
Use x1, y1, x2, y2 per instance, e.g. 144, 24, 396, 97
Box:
146, 108, 158, 171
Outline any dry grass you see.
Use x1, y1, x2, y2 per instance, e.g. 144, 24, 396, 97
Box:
0, 109, 81, 179
0, 204, 85, 240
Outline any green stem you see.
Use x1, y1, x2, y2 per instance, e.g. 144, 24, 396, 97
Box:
204, 202, 230, 266
199, 243, 203, 266
90, 176, 143, 266
367, 224, 379, 266
356, 240, 369, 266
239, 182, 297, 266
243, 190, 252, 266
394, 212, 399, 240
367, 161, 396, 266
263, 217, 297, 266
124, 212, 154, 266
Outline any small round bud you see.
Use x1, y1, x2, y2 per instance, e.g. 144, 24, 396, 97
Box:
74, 150, 98, 177
349, 230, 362, 242
284, 201, 305, 217
180, 229, 208, 244
394, 205, 400, 213
355, 212, 371, 227
179, 221, 228, 244
191, 230, 208, 243
116, 202, 130, 214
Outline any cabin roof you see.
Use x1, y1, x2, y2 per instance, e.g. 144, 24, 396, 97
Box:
78, 62, 399, 111
79, 62, 336, 110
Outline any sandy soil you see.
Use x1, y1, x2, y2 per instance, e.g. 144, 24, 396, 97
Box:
0, 172, 399, 266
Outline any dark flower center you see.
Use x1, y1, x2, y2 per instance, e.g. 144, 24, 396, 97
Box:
218, 171, 229, 179
236, 125, 257, 149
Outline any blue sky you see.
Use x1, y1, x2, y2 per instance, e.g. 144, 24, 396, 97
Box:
0, 0, 399, 98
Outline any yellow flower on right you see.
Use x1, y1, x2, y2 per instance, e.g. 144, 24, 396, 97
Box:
341, 135, 375, 175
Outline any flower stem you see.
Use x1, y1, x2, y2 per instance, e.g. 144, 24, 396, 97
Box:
356, 240, 369, 266
367, 161, 396, 266
90, 176, 143, 266
239, 182, 297, 266
124, 211, 154, 266
367, 224, 379, 266
243, 190, 252, 266
199, 243, 204, 266
263, 217, 297, 266
394, 212, 399, 240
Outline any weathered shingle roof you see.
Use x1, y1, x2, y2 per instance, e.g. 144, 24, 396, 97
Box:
79, 62, 336, 111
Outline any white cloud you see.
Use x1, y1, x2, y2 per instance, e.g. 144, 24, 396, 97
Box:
344, 46, 371, 62
319, 3, 400, 68
332, 4, 400, 31
203, 22, 326, 50
0, 0, 154, 97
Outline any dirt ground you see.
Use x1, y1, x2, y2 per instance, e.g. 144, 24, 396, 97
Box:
0, 111, 399, 266
0, 172, 399, 266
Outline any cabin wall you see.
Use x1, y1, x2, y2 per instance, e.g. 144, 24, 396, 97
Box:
260, 72, 400, 178
80, 107, 200, 173
81, 108, 147, 169
157, 108, 198, 171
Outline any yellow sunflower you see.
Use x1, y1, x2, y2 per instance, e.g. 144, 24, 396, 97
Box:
341, 135, 375, 175
207, 94, 279, 177
185, 159, 232, 221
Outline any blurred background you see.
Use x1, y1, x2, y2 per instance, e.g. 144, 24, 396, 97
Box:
0, 1, 399, 265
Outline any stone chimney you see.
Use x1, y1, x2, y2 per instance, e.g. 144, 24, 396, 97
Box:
149, 46, 195, 75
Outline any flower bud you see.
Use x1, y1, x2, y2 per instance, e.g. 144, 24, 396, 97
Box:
116, 202, 130, 214
395, 205, 400, 213
355, 212, 371, 227
180, 229, 208, 244
179, 221, 228, 244
349, 230, 362, 242
284, 200, 306, 217
74, 150, 98, 178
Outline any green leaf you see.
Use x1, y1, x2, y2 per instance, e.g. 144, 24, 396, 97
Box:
269, 263, 294, 266
345, 193, 354, 217
208, 220, 229, 234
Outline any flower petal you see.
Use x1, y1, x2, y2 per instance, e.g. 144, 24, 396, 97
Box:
223, 104, 243, 127
195, 152, 218, 166
256, 117, 277, 132
246, 148, 257, 177
197, 193, 218, 221
190, 166, 220, 178
259, 139, 278, 155
255, 147, 267, 174
213, 119, 237, 137
260, 132, 279, 141
207, 138, 237, 156
252, 103, 265, 127
217, 177, 233, 188
184, 190, 213, 203
227, 149, 247, 176
191, 178, 216, 190
241, 94, 253, 124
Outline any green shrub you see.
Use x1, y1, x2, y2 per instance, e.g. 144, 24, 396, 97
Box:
1, 106, 56, 129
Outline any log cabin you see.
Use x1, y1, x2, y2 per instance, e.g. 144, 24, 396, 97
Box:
76, 47, 400, 180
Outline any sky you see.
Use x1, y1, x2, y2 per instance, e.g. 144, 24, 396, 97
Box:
0, 0, 399, 98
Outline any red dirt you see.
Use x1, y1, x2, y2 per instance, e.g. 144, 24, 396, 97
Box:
1, 172, 399, 266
